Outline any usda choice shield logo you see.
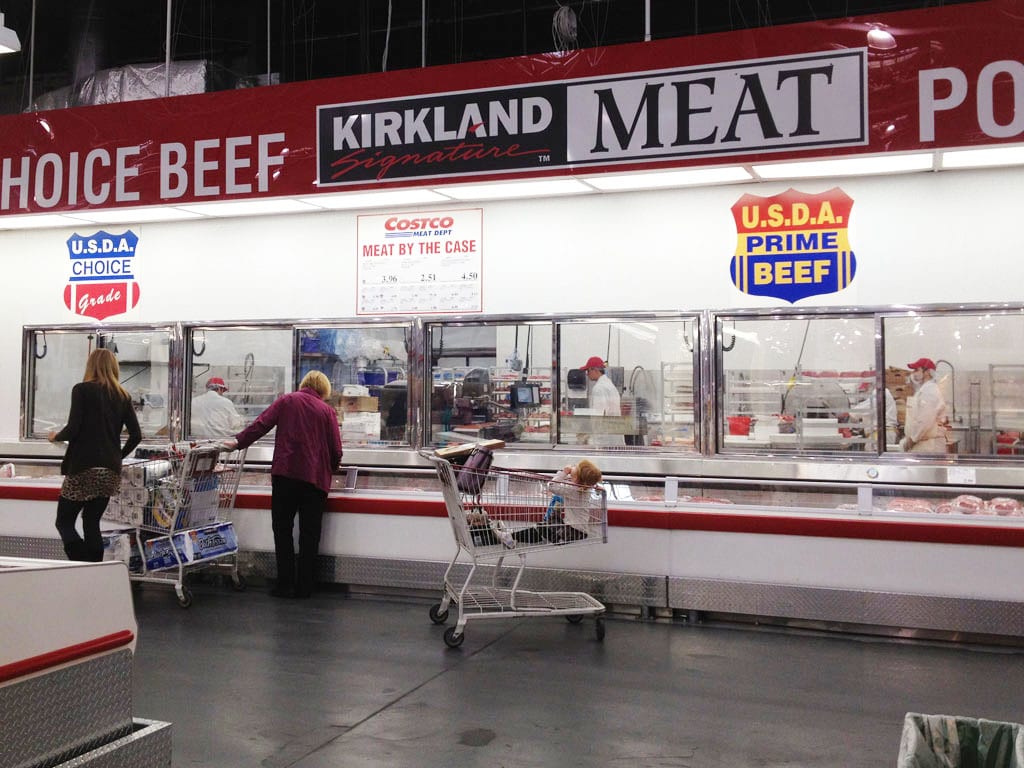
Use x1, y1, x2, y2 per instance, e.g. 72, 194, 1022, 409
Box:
63, 230, 141, 320
730, 188, 856, 304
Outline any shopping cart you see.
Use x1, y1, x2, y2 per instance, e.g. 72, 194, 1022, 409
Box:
103, 441, 246, 607
423, 448, 608, 648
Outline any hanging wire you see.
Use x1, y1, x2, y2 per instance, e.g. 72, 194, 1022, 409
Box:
382, 0, 393, 71
721, 320, 737, 352
34, 331, 47, 360
191, 330, 206, 357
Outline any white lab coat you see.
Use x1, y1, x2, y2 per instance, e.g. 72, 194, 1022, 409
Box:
850, 388, 899, 444
589, 374, 625, 447
190, 390, 243, 437
905, 379, 948, 452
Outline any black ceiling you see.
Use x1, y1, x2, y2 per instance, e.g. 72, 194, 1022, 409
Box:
0, 0, 979, 115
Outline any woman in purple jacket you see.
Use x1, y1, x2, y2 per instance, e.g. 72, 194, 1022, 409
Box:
225, 370, 343, 598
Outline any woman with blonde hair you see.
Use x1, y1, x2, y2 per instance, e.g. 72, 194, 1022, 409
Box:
225, 370, 343, 598
48, 348, 142, 561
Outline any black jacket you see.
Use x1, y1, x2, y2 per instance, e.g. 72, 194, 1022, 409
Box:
54, 381, 142, 476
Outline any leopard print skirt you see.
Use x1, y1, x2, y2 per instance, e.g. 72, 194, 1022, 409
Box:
61, 467, 121, 502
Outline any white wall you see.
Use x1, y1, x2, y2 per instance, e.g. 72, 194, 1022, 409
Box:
4, 166, 1023, 441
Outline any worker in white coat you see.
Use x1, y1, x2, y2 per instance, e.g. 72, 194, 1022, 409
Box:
851, 383, 900, 446
901, 358, 949, 453
191, 376, 242, 437
580, 355, 625, 447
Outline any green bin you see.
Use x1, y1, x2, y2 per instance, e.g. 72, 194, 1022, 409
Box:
898, 712, 1024, 768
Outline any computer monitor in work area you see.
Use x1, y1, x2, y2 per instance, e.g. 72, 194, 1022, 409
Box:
509, 384, 540, 408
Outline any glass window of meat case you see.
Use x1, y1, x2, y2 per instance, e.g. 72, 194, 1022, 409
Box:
428, 321, 554, 448
718, 314, 877, 454
295, 324, 413, 447
186, 327, 292, 441
882, 310, 1024, 457
556, 318, 699, 452
26, 326, 175, 440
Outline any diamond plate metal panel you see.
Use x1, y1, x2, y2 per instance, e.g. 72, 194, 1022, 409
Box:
59, 718, 172, 768
1, 650, 133, 768
240, 547, 667, 607
0, 535, 64, 559
668, 577, 1024, 638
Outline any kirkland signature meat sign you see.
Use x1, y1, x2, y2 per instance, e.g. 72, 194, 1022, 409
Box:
316, 49, 867, 185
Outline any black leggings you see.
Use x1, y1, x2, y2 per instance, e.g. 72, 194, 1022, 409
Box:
55, 495, 110, 562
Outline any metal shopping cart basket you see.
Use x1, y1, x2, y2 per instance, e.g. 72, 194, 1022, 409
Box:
103, 441, 247, 607
423, 446, 608, 648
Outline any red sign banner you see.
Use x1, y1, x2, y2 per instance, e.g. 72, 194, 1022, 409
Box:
0, 1, 1020, 216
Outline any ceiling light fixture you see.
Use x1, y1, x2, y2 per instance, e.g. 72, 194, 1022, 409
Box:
940, 145, 1024, 169
0, 12, 20, 54
64, 207, 205, 224
865, 24, 897, 51
438, 178, 592, 200
301, 189, 452, 210
583, 166, 753, 191
174, 198, 322, 217
752, 153, 933, 179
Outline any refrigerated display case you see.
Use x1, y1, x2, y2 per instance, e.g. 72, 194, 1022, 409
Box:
8, 306, 1024, 641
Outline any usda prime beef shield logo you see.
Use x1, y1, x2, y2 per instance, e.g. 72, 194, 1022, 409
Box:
63, 230, 141, 320
729, 188, 856, 304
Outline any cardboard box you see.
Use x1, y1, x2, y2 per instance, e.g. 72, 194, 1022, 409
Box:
332, 395, 379, 413
340, 411, 381, 439
434, 439, 505, 461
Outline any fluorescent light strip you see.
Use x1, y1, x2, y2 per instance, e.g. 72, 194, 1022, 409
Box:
174, 198, 322, 217
0, 214, 85, 229
438, 178, 592, 200
940, 145, 1024, 169
301, 189, 451, 209
65, 206, 205, 224
584, 166, 753, 190
753, 153, 933, 179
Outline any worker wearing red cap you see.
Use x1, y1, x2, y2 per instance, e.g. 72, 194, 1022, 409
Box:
580, 356, 624, 447
901, 358, 949, 453
190, 376, 242, 437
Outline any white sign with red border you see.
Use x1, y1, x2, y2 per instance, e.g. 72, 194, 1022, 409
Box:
356, 209, 483, 315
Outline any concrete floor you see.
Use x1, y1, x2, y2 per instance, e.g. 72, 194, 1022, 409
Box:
130, 583, 1024, 768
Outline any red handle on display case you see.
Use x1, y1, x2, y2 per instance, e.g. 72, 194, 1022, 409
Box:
0, 629, 135, 685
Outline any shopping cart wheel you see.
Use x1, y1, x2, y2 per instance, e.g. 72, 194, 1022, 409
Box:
176, 586, 194, 609
429, 603, 449, 624
565, 614, 584, 624
443, 627, 465, 648
595, 617, 606, 642
231, 573, 247, 592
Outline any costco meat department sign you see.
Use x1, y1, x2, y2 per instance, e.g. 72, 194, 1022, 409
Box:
356, 209, 482, 315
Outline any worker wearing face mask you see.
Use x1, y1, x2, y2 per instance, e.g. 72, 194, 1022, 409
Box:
901, 358, 949, 453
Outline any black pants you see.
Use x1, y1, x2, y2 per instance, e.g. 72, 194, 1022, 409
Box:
55, 495, 110, 562
512, 523, 587, 545
271, 476, 326, 596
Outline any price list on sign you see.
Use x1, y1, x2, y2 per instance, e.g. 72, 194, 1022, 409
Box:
356, 208, 483, 315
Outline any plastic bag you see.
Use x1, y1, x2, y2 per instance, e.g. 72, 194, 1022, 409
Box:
897, 712, 1024, 767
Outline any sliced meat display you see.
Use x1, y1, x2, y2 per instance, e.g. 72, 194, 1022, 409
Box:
951, 494, 985, 514
886, 498, 935, 514
986, 497, 1023, 516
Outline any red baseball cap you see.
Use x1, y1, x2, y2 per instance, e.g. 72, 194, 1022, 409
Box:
579, 356, 606, 371
207, 376, 228, 391
906, 358, 936, 371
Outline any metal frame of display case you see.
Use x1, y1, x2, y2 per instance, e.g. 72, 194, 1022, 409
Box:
11, 303, 1024, 492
